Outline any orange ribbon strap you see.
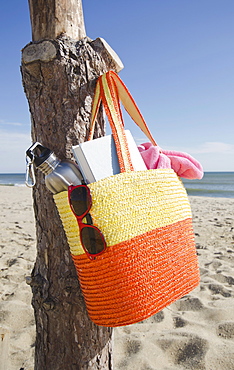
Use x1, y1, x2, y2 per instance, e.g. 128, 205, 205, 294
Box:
89, 71, 157, 173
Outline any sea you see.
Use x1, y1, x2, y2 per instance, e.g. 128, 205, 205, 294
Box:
182, 172, 234, 199
0, 172, 234, 198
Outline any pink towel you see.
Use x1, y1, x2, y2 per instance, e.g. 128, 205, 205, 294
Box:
138, 143, 203, 179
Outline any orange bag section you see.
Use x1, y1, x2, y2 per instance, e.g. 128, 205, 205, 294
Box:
72, 218, 199, 327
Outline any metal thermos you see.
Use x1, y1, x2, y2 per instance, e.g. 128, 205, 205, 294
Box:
26, 142, 83, 194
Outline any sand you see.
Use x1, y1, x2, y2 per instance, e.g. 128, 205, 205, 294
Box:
0, 186, 234, 370
0, 186, 36, 370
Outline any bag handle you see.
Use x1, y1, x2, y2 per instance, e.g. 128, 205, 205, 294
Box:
88, 71, 157, 173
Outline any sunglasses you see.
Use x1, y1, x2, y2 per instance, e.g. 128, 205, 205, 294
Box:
68, 185, 107, 260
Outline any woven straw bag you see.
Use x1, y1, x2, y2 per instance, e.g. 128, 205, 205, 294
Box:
54, 71, 200, 327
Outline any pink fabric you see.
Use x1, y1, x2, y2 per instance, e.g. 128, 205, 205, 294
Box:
138, 143, 203, 179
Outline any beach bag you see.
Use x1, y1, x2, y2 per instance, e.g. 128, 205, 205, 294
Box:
54, 71, 200, 327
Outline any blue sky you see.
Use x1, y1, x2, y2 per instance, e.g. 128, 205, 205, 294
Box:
0, 0, 233, 173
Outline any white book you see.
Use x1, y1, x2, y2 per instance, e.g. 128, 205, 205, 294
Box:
72, 130, 146, 184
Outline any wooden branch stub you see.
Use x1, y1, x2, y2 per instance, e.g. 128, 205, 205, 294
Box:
22, 41, 57, 64
28, 0, 86, 41
91, 38, 124, 73
21, 37, 124, 76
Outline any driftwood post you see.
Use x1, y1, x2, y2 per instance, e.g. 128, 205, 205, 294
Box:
21, 0, 123, 368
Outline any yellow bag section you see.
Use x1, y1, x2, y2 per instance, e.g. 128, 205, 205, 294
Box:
54, 169, 192, 256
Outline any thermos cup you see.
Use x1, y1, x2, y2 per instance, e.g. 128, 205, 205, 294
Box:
26, 142, 83, 194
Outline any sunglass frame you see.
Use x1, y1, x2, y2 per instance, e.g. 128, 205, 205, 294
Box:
68, 185, 107, 260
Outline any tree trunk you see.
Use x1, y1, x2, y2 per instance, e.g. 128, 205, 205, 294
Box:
28, 0, 86, 41
21, 30, 123, 370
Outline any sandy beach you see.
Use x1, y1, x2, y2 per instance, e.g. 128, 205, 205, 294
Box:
0, 186, 234, 369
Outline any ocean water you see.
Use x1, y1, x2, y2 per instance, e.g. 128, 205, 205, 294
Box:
182, 172, 234, 198
0, 173, 26, 186
0, 172, 234, 198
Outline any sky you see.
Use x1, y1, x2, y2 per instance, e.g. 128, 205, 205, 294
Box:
0, 0, 233, 173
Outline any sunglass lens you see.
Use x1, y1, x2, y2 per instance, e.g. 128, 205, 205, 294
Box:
70, 187, 89, 216
81, 227, 105, 255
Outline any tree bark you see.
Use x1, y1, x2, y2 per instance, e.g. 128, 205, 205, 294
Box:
21, 35, 122, 369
